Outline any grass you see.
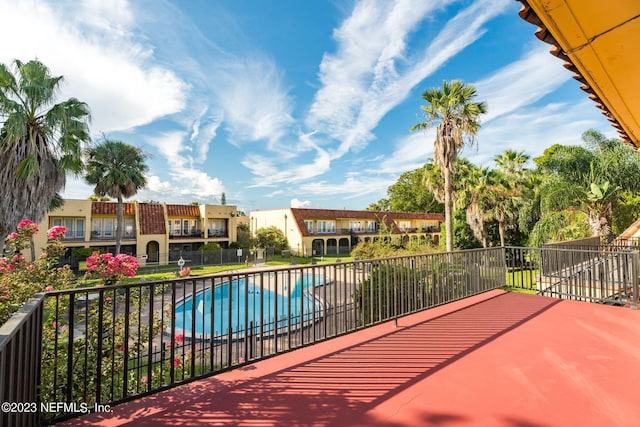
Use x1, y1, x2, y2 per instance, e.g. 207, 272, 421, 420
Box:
503, 269, 539, 294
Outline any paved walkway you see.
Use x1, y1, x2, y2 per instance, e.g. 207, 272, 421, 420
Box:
63, 290, 640, 426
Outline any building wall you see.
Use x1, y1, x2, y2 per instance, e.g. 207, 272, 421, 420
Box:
250, 208, 443, 257
249, 209, 305, 254
27, 199, 240, 265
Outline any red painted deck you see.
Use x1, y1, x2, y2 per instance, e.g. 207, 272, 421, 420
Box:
63, 290, 640, 426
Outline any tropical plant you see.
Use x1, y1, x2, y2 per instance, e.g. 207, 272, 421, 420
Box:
533, 130, 640, 242
411, 80, 487, 252
0, 220, 74, 325
254, 226, 289, 251
386, 167, 444, 213
84, 251, 140, 286
85, 139, 148, 254
493, 149, 530, 176
0, 59, 91, 250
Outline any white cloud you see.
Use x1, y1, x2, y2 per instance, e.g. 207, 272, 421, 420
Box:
213, 58, 294, 147
306, 0, 511, 160
291, 199, 312, 208
475, 44, 571, 123
0, 0, 188, 134
297, 173, 395, 200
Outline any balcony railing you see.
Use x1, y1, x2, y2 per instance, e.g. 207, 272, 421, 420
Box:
169, 230, 203, 239
90, 232, 137, 241
1, 245, 638, 425
207, 229, 228, 238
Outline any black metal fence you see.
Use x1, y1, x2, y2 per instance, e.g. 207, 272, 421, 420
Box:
36, 247, 504, 423
1, 245, 639, 425
506, 246, 639, 306
0, 295, 44, 427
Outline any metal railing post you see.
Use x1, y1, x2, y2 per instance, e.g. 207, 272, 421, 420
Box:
631, 251, 639, 310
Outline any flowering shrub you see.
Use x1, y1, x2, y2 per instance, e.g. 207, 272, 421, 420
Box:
17, 219, 38, 234
85, 251, 139, 285
0, 220, 74, 325
47, 225, 68, 240
179, 267, 191, 277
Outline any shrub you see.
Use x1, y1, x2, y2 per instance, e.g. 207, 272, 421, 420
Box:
85, 252, 140, 286
0, 221, 74, 325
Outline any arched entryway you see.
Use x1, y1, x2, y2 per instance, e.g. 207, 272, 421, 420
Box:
326, 238, 337, 255
339, 238, 350, 254
312, 239, 325, 256
146, 241, 159, 263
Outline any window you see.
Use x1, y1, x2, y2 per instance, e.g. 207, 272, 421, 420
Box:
350, 221, 365, 232
398, 221, 411, 232
169, 218, 200, 236
51, 217, 85, 239
304, 220, 314, 233
367, 221, 377, 232
207, 219, 226, 237
91, 218, 135, 239
316, 220, 336, 234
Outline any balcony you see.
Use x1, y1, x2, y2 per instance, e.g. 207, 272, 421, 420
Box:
207, 229, 228, 238
90, 232, 136, 241
169, 230, 203, 239
3, 245, 639, 425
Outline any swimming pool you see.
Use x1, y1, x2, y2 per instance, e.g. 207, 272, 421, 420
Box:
173, 272, 327, 340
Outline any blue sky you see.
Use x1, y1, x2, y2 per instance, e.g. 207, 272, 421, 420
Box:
0, 0, 614, 213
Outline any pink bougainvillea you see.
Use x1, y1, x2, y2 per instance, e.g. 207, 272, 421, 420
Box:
16, 219, 38, 234
174, 333, 184, 344
85, 251, 139, 285
47, 226, 68, 241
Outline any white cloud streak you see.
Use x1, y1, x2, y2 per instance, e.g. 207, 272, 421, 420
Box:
246, 0, 512, 191
0, 0, 188, 134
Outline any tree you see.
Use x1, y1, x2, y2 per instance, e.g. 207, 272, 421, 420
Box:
85, 140, 148, 254
491, 150, 530, 246
456, 164, 492, 247
366, 199, 390, 211
0, 59, 91, 247
387, 167, 444, 213
411, 80, 487, 252
220, 192, 226, 205
493, 149, 530, 176
235, 223, 253, 249
532, 129, 640, 242
487, 170, 521, 247
254, 226, 288, 251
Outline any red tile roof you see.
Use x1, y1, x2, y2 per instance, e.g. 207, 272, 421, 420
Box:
138, 203, 166, 235
91, 202, 135, 216
166, 204, 200, 217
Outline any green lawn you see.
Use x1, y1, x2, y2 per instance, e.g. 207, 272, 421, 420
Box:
504, 269, 539, 293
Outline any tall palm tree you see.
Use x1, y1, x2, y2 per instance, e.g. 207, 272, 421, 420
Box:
0, 59, 91, 248
85, 140, 148, 254
487, 170, 522, 247
411, 80, 487, 252
457, 164, 493, 247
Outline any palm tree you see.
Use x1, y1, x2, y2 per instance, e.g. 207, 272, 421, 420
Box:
494, 149, 530, 176
491, 150, 530, 246
0, 59, 90, 248
411, 80, 487, 252
457, 164, 493, 247
487, 170, 521, 247
85, 140, 148, 254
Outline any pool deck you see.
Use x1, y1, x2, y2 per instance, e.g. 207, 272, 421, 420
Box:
62, 289, 640, 426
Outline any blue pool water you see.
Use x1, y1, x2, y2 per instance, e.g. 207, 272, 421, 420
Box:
174, 273, 326, 340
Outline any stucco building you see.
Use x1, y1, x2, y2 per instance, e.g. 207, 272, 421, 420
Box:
250, 208, 444, 256
32, 199, 243, 265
